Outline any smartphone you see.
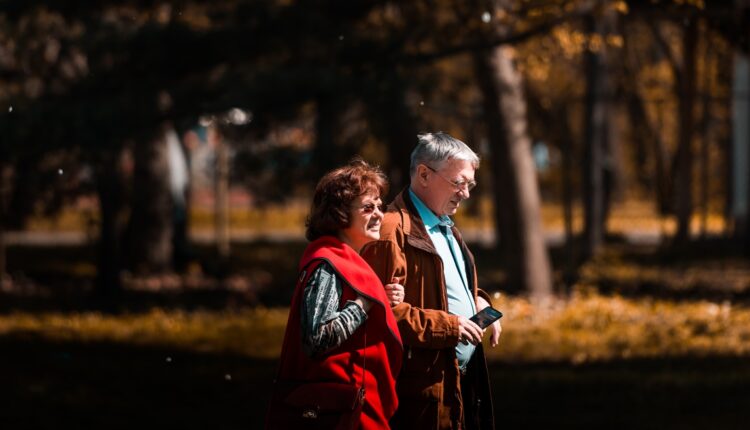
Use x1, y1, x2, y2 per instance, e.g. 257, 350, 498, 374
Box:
470, 306, 503, 329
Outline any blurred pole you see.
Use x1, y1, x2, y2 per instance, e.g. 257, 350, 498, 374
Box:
213, 125, 231, 260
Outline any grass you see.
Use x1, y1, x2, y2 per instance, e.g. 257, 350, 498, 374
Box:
0, 307, 289, 359
4, 291, 750, 365
3, 294, 750, 429
21, 198, 729, 237
487, 291, 750, 363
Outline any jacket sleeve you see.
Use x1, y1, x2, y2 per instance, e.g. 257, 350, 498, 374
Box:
361, 238, 460, 350
477, 288, 493, 306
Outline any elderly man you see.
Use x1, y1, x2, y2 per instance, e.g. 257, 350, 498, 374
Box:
362, 132, 500, 429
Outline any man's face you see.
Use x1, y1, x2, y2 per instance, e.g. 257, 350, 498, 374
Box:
418, 158, 476, 216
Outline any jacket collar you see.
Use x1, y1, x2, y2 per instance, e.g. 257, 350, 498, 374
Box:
393, 188, 477, 290
393, 189, 439, 256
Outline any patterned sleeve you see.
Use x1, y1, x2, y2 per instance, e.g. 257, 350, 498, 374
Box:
300, 261, 368, 358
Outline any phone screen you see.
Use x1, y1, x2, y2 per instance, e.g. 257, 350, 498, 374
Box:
470, 307, 503, 329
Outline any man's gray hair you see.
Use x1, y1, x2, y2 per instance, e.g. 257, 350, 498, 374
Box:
409, 132, 480, 177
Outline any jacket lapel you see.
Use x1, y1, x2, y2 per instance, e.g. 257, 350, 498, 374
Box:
396, 190, 440, 256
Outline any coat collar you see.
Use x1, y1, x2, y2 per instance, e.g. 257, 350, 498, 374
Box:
393, 188, 477, 290
393, 189, 439, 256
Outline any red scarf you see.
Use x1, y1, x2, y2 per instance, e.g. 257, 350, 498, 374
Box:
277, 236, 403, 429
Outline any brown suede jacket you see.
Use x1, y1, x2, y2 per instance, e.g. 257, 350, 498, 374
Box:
361, 189, 495, 430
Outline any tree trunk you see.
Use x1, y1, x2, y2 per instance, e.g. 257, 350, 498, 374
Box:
744, 6, 750, 253
126, 125, 174, 273
313, 96, 344, 179
730, 51, 749, 239
626, 92, 672, 214
674, 17, 698, 244
95, 151, 125, 298
558, 107, 577, 287
581, 13, 612, 259
166, 127, 190, 272
699, 27, 712, 240
0, 162, 7, 282
366, 75, 419, 195
211, 125, 231, 261
473, 46, 552, 298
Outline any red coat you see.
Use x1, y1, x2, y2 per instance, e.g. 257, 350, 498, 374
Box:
275, 236, 403, 429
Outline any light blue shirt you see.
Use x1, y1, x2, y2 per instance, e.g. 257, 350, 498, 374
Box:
409, 188, 476, 369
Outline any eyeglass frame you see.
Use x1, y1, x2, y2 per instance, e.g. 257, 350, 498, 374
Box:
424, 164, 477, 192
357, 202, 387, 215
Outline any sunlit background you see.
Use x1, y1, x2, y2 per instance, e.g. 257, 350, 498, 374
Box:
1, 1, 750, 428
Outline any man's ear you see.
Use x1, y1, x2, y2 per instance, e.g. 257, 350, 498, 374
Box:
416, 164, 430, 186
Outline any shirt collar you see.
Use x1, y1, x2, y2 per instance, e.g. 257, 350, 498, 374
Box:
408, 188, 454, 231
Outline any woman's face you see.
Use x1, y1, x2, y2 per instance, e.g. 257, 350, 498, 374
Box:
339, 191, 384, 252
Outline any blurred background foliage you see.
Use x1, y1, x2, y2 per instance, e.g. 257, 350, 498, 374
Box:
2, 0, 750, 428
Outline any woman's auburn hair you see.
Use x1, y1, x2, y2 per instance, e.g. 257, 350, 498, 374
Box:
305, 159, 388, 242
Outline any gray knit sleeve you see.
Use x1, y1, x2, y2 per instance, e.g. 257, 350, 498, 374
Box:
300, 261, 368, 358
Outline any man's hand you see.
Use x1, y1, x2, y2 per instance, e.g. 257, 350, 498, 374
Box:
476, 296, 502, 347
384, 278, 404, 307
457, 316, 483, 345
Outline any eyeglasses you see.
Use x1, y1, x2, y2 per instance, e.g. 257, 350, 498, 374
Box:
425, 165, 477, 191
358, 202, 387, 214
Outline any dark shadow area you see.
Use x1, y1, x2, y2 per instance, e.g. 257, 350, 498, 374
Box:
493, 356, 750, 429
5, 236, 750, 313
2, 240, 309, 314
1, 334, 749, 429
0, 335, 275, 430
577, 238, 750, 304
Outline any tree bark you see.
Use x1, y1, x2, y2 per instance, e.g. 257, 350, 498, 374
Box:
473, 46, 552, 298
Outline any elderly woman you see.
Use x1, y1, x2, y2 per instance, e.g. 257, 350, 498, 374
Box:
266, 159, 404, 430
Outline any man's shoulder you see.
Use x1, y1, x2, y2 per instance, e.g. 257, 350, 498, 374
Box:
379, 210, 404, 239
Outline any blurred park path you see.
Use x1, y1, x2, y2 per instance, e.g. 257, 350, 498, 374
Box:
2, 225, 699, 247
